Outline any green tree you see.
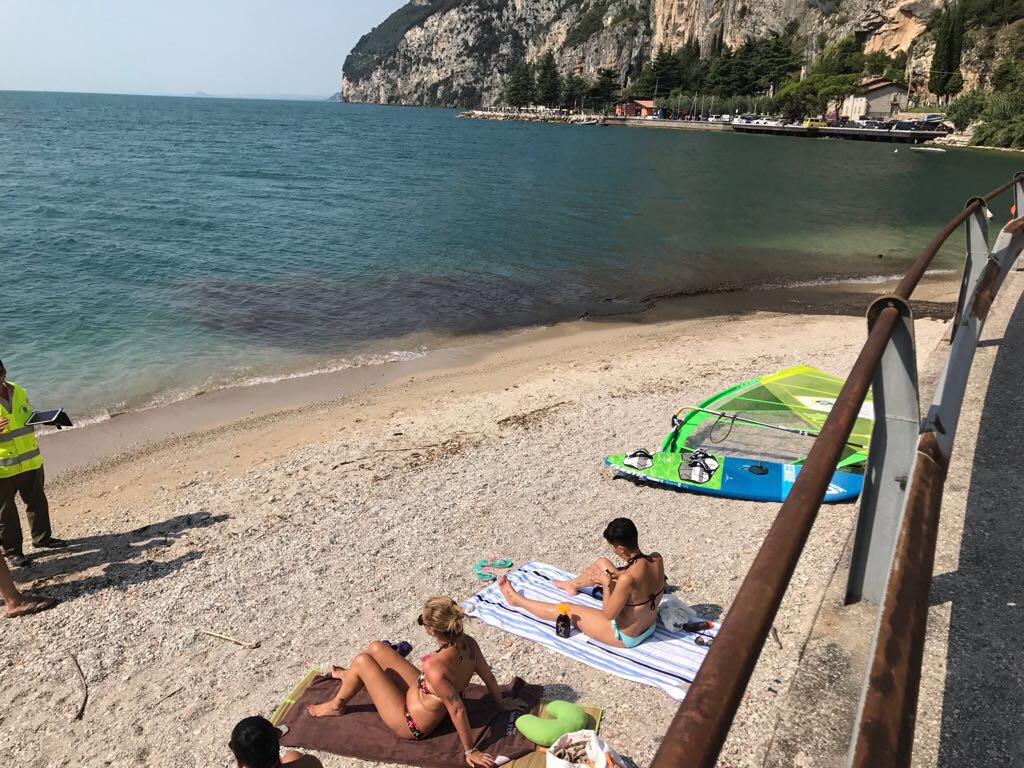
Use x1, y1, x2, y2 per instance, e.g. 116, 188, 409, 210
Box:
816, 35, 866, 76
946, 70, 965, 95
928, 10, 952, 95
819, 74, 862, 118
563, 73, 587, 111
928, 5, 967, 97
504, 62, 535, 107
650, 45, 680, 95
991, 60, 1024, 92
535, 52, 562, 107
588, 68, 619, 110
774, 78, 821, 119
946, 89, 988, 130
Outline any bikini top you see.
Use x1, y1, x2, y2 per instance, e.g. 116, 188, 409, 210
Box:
619, 552, 665, 611
417, 639, 465, 698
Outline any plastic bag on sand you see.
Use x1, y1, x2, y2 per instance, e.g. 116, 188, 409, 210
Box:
545, 730, 627, 768
658, 592, 700, 633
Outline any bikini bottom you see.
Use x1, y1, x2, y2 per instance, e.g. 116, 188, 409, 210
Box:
611, 620, 658, 649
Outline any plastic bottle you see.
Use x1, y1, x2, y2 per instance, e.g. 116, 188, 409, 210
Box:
555, 603, 572, 638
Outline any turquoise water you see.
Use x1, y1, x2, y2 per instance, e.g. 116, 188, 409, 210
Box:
2, 91, 1020, 419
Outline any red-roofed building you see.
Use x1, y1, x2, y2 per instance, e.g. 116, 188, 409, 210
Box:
614, 98, 662, 118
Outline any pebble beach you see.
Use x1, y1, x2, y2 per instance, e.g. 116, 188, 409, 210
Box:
0, 286, 954, 768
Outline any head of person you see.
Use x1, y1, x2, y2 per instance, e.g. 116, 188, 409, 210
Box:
229, 716, 282, 768
417, 595, 465, 643
603, 517, 640, 557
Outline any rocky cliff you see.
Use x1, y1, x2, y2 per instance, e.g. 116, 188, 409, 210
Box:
341, 0, 1014, 107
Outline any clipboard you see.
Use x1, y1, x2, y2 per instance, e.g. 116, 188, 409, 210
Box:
25, 409, 74, 429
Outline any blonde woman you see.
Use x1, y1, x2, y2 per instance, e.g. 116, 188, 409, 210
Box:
308, 596, 515, 767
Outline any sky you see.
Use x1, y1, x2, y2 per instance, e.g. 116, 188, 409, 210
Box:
0, 0, 407, 98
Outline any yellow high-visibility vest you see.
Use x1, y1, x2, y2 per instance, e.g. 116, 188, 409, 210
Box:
0, 382, 44, 478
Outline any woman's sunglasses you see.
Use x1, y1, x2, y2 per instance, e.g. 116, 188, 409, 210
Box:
416, 615, 425, 626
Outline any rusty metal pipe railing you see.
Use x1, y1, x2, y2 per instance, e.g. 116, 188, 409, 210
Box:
895, 176, 1018, 300
852, 215, 1024, 765
651, 175, 1022, 768
850, 433, 947, 766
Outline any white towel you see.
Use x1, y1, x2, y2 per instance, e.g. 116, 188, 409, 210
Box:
462, 561, 717, 701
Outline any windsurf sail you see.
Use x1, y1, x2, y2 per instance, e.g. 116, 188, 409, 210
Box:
661, 365, 873, 468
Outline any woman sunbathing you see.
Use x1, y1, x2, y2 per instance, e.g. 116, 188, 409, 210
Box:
307, 596, 516, 767
498, 517, 666, 649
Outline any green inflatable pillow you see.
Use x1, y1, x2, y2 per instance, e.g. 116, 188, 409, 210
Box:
514, 700, 588, 747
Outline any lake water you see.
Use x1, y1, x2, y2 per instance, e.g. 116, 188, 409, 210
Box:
1, 91, 1019, 419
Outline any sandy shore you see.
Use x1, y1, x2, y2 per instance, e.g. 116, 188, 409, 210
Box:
1, 278, 956, 767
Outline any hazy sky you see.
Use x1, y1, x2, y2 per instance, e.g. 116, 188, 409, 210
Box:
0, 0, 406, 97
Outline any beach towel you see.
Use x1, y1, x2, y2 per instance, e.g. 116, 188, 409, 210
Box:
462, 561, 717, 701
272, 671, 542, 768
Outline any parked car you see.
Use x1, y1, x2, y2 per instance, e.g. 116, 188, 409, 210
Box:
803, 118, 828, 128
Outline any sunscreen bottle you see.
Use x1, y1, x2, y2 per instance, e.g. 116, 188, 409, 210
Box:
555, 603, 572, 638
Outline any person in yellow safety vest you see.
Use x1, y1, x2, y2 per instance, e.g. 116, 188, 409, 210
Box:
0, 360, 67, 568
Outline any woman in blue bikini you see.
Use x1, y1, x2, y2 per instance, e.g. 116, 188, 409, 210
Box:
307, 596, 516, 767
498, 518, 665, 649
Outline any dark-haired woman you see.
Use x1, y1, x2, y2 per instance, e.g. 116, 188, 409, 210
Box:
308, 596, 515, 768
498, 517, 665, 648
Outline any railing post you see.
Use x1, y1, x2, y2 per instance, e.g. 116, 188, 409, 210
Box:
845, 297, 919, 605
1015, 172, 1024, 270
951, 198, 989, 340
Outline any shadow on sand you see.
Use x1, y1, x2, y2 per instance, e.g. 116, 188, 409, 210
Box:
930, 288, 1024, 763
12, 511, 227, 602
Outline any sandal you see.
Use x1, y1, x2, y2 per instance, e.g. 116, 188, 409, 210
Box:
5, 596, 58, 619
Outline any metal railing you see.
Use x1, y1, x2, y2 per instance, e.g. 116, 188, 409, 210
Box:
651, 171, 1024, 768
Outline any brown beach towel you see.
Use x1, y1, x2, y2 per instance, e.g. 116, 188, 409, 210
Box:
275, 673, 542, 767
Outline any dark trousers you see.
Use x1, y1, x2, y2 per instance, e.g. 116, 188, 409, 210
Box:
0, 467, 52, 555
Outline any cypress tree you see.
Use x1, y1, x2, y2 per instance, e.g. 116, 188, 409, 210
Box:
505, 62, 536, 107
535, 52, 562, 107
928, 10, 952, 95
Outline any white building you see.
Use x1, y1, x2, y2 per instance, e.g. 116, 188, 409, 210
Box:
840, 77, 909, 120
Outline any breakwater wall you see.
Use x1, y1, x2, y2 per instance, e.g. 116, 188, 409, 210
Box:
459, 110, 600, 125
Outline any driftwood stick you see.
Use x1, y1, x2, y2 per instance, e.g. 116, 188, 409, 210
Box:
68, 652, 88, 721
154, 686, 184, 708
199, 629, 261, 650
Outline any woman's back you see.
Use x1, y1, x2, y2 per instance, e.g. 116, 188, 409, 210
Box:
617, 553, 665, 632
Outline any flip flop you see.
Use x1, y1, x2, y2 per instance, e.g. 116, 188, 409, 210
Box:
473, 565, 497, 582
4, 597, 58, 619
477, 558, 513, 569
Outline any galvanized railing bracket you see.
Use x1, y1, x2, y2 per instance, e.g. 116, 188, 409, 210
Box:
951, 197, 990, 340
846, 295, 920, 605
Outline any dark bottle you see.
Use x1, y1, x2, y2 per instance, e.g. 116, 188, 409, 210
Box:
683, 619, 713, 633
555, 604, 572, 638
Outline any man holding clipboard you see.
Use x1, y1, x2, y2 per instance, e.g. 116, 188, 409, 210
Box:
0, 360, 67, 568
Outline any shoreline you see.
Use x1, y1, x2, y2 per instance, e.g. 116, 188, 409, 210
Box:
4, 284, 958, 767
41, 272, 960, 481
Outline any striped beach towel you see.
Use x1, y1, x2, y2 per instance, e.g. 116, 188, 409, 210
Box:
462, 561, 717, 701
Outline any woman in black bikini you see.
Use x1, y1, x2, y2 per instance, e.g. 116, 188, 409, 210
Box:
307, 596, 515, 767
498, 518, 666, 648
